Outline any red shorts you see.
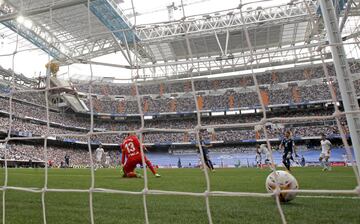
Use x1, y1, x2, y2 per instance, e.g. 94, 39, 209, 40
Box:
123, 155, 149, 174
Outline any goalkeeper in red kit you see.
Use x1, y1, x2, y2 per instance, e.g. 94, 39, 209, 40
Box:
121, 133, 160, 178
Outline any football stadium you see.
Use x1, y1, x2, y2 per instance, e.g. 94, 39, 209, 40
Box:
0, 0, 359, 223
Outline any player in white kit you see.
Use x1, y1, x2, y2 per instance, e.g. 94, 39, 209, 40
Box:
319, 134, 332, 171
104, 153, 111, 168
256, 144, 271, 167
259, 144, 271, 165
255, 144, 271, 168
95, 143, 105, 171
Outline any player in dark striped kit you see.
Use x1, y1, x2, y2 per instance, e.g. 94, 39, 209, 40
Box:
279, 131, 298, 171
198, 135, 215, 172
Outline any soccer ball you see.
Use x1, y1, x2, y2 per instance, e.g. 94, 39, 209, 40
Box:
265, 170, 299, 202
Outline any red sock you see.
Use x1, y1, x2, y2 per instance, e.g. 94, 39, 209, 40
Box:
146, 160, 157, 175
125, 172, 138, 178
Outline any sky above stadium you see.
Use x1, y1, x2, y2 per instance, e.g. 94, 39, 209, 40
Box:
0, 0, 307, 81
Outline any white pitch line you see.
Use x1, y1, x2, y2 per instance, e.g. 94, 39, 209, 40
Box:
297, 195, 360, 200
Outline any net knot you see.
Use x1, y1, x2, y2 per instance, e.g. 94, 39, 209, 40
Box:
9, 88, 16, 95
316, 46, 323, 52
194, 125, 202, 131
259, 118, 267, 125
142, 188, 148, 195
332, 110, 342, 118
254, 124, 263, 131
355, 186, 360, 196
204, 190, 210, 197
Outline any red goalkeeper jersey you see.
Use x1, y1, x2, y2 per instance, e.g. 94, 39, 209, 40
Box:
121, 135, 142, 164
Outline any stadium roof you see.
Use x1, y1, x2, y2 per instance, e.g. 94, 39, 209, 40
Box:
0, 0, 147, 64
137, 3, 314, 61
0, 0, 359, 80
136, 0, 360, 79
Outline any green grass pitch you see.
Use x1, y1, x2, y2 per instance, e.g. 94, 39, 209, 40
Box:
0, 167, 359, 224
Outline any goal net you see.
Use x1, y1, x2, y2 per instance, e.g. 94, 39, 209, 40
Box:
0, 0, 359, 224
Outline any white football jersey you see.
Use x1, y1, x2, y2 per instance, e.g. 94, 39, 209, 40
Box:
105, 155, 110, 164
95, 147, 105, 159
259, 144, 268, 154
320, 140, 331, 153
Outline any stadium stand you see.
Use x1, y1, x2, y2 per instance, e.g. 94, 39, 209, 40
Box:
0, 48, 358, 168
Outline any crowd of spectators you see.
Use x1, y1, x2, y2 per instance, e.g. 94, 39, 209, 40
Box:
0, 59, 358, 168
0, 143, 120, 167
0, 62, 356, 145
0, 79, 352, 115
0, 117, 85, 136
0, 104, 347, 144
0, 62, 358, 115
0, 63, 355, 166
0, 97, 92, 128
73, 63, 342, 96
81, 82, 346, 114
12, 91, 46, 106
70, 62, 360, 98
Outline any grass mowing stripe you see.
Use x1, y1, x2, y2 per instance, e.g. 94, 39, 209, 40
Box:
0, 167, 358, 224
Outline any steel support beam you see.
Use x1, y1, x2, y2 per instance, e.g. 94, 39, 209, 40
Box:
0, 0, 93, 23
339, 0, 354, 32
136, 0, 318, 43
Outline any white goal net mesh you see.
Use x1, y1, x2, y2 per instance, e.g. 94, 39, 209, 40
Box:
0, 0, 359, 224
